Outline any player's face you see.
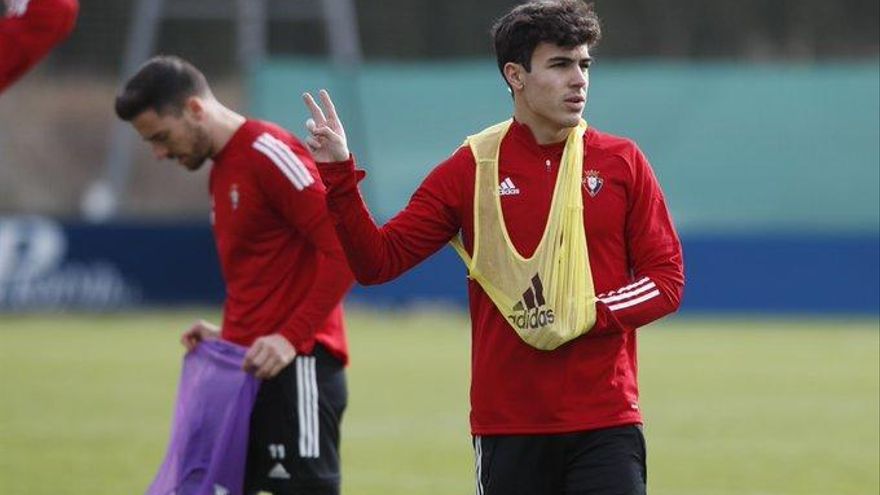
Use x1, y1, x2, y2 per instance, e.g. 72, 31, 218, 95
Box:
131, 108, 212, 171
514, 42, 591, 140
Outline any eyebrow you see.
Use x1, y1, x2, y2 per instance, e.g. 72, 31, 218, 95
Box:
547, 55, 593, 64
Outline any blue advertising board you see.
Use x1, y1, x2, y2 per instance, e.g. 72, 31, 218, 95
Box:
0, 216, 223, 310
0, 216, 876, 315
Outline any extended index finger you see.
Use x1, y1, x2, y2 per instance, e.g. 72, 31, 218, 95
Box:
302, 92, 327, 126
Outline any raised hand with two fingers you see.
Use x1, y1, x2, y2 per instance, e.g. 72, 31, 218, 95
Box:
302, 89, 350, 163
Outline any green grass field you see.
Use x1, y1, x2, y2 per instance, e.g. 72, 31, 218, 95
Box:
0, 309, 877, 495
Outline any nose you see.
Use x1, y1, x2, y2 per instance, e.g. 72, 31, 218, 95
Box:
571, 67, 588, 88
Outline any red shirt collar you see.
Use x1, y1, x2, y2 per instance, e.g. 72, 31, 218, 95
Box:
508, 119, 571, 157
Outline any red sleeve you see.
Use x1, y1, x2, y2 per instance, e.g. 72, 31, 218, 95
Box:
317, 150, 468, 285
254, 134, 354, 350
0, 0, 78, 93
592, 145, 684, 335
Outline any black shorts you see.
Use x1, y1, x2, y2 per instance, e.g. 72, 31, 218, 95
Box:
244, 344, 347, 495
474, 424, 647, 495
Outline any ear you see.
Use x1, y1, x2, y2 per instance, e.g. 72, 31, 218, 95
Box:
503, 62, 526, 92
183, 96, 206, 121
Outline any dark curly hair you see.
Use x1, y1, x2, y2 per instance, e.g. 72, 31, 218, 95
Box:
491, 0, 601, 78
114, 55, 210, 121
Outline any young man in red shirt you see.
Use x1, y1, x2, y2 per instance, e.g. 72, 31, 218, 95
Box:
1, 0, 78, 94
115, 56, 353, 495
303, 1, 684, 493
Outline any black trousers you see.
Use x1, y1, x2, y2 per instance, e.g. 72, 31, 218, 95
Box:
474, 424, 647, 495
244, 344, 347, 495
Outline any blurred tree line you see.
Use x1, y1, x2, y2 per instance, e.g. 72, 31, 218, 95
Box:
53, 0, 879, 75
1, 0, 877, 217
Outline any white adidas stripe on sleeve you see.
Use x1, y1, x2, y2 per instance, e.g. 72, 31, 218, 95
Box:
599, 277, 651, 297
605, 289, 661, 311
598, 277, 661, 312
252, 133, 315, 191
8, 0, 31, 16
600, 278, 656, 303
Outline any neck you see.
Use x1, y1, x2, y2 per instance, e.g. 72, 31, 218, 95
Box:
512, 107, 572, 145
206, 103, 247, 156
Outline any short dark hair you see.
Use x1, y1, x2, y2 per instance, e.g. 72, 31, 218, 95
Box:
491, 0, 601, 76
114, 55, 210, 121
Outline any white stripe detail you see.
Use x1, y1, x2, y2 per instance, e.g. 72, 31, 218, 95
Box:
253, 140, 305, 190
607, 289, 661, 311
296, 359, 308, 457
263, 134, 315, 190
307, 357, 320, 458
598, 277, 651, 298
252, 133, 315, 191
296, 357, 320, 458
600, 280, 657, 304
259, 133, 315, 189
8, 0, 31, 16
474, 436, 484, 495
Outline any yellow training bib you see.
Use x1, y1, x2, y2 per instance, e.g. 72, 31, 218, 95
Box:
451, 120, 597, 350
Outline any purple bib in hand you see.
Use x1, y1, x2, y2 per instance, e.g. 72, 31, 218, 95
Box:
146, 339, 260, 495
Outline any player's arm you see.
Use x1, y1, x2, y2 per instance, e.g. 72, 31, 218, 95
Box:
591, 145, 684, 336
243, 213, 349, 380
302, 89, 464, 285
0, 0, 79, 93
274, 188, 354, 353
253, 134, 354, 357
241, 137, 353, 379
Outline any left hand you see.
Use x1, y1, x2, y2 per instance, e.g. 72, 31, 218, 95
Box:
302, 89, 350, 162
180, 319, 220, 352
243, 334, 297, 379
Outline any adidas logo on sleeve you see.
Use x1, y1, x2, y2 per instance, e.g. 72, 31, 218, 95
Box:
498, 177, 520, 196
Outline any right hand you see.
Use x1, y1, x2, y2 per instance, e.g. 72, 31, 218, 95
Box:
180, 319, 220, 352
302, 89, 350, 162
242, 334, 297, 380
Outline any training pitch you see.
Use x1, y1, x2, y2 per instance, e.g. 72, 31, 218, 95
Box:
0, 309, 877, 495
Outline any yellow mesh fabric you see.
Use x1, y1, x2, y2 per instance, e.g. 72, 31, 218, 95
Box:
450, 120, 597, 350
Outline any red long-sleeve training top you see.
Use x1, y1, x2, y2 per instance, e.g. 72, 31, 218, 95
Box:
320, 120, 684, 434
210, 120, 354, 364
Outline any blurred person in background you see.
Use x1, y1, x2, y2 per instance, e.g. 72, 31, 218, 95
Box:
303, 1, 683, 494
0, 0, 78, 94
115, 55, 354, 495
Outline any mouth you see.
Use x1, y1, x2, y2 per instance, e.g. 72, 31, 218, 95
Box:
564, 97, 585, 112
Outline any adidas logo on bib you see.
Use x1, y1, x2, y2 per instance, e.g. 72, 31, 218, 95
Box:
508, 274, 555, 330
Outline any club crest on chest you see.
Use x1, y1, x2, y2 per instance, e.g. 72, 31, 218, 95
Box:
583, 169, 603, 197
230, 183, 240, 210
